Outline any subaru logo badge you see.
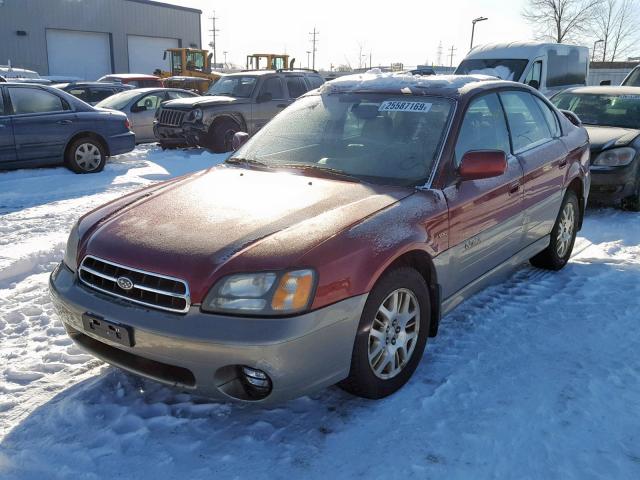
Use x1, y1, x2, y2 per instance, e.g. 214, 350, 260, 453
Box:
116, 276, 134, 291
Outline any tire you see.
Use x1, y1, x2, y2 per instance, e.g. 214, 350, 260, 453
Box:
65, 137, 107, 174
622, 176, 640, 212
530, 190, 579, 270
339, 267, 430, 399
204, 117, 241, 153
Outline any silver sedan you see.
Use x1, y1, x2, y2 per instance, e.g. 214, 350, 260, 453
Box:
96, 88, 198, 144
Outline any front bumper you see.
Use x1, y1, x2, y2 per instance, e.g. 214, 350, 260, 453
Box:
589, 160, 639, 204
153, 123, 190, 147
107, 131, 136, 156
49, 263, 366, 403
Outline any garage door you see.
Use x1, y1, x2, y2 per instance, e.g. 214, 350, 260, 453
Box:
128, 35, 179, 75
46, 29, 112, 81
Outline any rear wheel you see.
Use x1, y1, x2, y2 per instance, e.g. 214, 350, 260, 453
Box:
65, 138, 106, 174
204, 117, 241, 153
339, 267, 430, 399
530, 190, 579, 270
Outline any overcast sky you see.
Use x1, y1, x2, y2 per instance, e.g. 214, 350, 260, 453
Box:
162, 0, 533, 69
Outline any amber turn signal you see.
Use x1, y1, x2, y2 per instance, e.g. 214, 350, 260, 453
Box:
271, 270, 315, 311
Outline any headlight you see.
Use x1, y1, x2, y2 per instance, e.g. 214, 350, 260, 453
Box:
202, 270, 316, 315
63, 222, 80, 272
593, 147, 636, 167
191, 109, 203, 121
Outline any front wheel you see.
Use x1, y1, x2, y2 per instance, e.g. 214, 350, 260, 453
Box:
204, 118, 240, 153
65, 138, 106, 173
339, 267, 430, 399
530, 190, 579, 270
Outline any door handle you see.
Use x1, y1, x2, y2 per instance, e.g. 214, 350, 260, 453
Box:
508, 183, 520, 195
57, 119, 73, 125
558, 158, 568, 169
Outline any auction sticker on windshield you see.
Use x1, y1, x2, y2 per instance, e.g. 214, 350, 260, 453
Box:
378, 101, 432, 113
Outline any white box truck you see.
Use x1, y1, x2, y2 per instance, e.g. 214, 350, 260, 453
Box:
455, 41, 589, 97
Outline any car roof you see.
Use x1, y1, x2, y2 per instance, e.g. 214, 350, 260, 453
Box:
102, 73, 160, 79
561, 86, 640, 95
230, 69, 321, 76
319, 70, 519, 98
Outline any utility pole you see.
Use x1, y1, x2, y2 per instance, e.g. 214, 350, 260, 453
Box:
223, 51, 228, 68
369, 51, 372, 69
208, 11, 220, 69
436, 41, 443, 66
448, 45, 457, 67
306, 50, 311, 68
309, 27, 319, 70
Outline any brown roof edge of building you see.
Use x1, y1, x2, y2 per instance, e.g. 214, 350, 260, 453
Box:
125, 0, 202, 14
589, 61, 640, 69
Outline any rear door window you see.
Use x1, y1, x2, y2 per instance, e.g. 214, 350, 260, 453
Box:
307, 76, 324, 89
8, 88, 65, 114
90, 88, 116, 104
285, 77, 308, 98
500, 91, 553, 153
135, 93, 166, 110
68, 88, 89, 102
533, 96, 560, 137
260, 77, 285, 100
454, 93, 511, 165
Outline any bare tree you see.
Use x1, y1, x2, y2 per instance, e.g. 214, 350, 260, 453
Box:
603, 0, 638, 62
523, 0, 604, 43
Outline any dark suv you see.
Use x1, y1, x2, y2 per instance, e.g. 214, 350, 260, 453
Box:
53, 82, 134, 105
154, 70, 325, 152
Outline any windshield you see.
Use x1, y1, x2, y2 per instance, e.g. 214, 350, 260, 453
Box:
206, 76, 257, 98
623, 68, 640, 87
233, 93, 454, 186
455, 59, 529, 81
96, 90, 141, 110
552, 92, 640, 129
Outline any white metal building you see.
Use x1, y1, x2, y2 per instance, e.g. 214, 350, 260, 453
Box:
0, 0, 202, 80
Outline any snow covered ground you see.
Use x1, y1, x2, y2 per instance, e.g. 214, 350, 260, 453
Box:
1, 146, 639, 479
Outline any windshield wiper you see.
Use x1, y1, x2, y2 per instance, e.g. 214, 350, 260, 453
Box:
277, 164, 362, 183
226, 157, 270, 168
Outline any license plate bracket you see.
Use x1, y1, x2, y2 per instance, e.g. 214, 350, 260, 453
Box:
82, 313, 134, 347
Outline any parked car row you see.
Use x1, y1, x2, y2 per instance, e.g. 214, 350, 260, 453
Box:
50, 74, 593, 403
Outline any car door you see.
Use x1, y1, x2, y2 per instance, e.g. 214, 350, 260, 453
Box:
251, 76, 287, 132
442, 92, 524, 297
7, 86, 77, 161
499, 90, 567, 244
130, 92, 168, 142
0, 88, 17, 164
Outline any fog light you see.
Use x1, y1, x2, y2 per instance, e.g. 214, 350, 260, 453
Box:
240, 366, 272, 399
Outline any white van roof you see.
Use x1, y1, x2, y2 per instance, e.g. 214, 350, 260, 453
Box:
465, 42, 588, 60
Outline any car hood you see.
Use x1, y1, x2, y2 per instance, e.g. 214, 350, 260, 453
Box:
585, 125, 640, 152
161, 95, 248, 110
81, 166, 412, 302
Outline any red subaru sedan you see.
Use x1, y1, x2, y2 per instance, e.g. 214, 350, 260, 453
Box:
50, 73, 590, 403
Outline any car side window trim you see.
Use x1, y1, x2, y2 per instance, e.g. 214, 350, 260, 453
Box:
499, 89, 555, 155
532, 95, 561, 138
6, 87, 70, 116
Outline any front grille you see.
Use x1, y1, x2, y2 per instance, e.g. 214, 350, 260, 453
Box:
158, 109, 186, 127
79, 255, 190, 313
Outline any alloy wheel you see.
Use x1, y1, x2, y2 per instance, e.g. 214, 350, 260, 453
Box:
368, 288, 420, 380
556, 202, 575, 258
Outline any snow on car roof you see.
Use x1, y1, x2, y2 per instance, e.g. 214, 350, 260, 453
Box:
320, 68, 498, 95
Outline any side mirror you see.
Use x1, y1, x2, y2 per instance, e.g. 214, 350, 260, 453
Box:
257, 92, 273, 103
131, 104, 147, 113
560, 109, 582, 127
232, 131, 249, 150
459, 150, 507, 181
528, 79, 540, 90
600, 80, 612, 86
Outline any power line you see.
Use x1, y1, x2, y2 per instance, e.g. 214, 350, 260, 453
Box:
309, 27, 319, 70
208, 11, 220, 68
